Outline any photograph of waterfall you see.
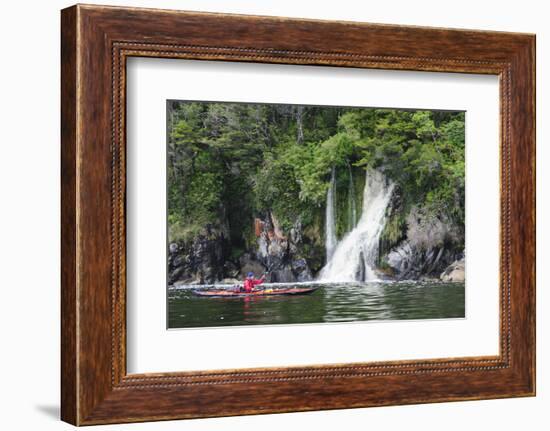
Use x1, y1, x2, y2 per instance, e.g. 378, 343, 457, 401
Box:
167, 100, 465, 329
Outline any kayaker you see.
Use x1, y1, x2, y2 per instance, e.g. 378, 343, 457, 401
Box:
243, 272, 266, 293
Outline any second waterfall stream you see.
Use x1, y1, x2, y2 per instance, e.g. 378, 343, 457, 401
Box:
320, 169, 395, 282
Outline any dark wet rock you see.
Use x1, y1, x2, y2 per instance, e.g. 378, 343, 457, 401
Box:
223, 260, 240, 279
269, 267, 295, 283
386, 242, 461, 280
291, 258, 312, 282
254, 213, 313, 283
382, 206, 463, 280
168, 227, 225, 284
169, 212, 316, 285
356, 250, 366, 281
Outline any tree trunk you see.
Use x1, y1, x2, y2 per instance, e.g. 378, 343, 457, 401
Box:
296, 106, 304, 144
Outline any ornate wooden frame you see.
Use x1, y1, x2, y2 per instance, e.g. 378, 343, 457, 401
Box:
61, 4, 535, 425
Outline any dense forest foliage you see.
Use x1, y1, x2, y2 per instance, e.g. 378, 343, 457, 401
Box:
167, 100, 465, 282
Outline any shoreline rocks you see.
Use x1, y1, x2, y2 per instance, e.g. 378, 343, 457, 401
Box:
254, 213, 313, 283
381, 206, 463, 280
168, 213, 315, 286
167, 225, 225, 285
440, 258, 465, 282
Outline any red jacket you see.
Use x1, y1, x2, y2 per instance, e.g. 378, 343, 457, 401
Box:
244, 276, 264, 293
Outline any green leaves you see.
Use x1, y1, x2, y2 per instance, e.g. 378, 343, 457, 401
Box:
167, 101, 465, 245
344, 108, 465, 224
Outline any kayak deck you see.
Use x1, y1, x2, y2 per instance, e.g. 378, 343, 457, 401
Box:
192, 286, 318, 297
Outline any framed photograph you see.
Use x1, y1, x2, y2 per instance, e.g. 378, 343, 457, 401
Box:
61, 4, 535, 425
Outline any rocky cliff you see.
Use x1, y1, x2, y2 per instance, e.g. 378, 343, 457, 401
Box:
379, 201, 464, 280
167, 224, 226, 285
168, 213, 319, 286
168, 178, 465, 285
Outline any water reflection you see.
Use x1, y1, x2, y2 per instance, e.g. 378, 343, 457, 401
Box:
168, 281, 465, 329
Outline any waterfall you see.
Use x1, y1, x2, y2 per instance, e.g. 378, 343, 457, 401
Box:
347, 163, 357, 230
325, 167, 337, 262
320, 169, 395, 282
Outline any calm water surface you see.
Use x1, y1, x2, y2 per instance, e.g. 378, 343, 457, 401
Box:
168, 281, 465, 329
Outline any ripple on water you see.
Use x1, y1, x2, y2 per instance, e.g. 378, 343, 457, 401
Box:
168, 281, 465, 329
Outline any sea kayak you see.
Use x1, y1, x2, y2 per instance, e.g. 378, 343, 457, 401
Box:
192, 286, 318, 297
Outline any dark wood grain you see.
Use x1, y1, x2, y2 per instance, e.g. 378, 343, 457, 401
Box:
61, 4, 535, 425
60, 5, 78, 425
